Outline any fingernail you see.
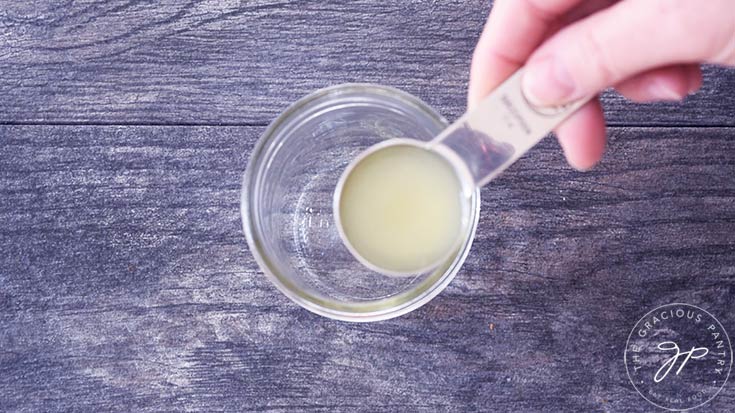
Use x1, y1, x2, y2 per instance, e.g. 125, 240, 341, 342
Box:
568, 158, 597, 172
687, 74, 701, 94
522, 57, 577, 106
564, 151, 601, 172
648, 79, 685, 101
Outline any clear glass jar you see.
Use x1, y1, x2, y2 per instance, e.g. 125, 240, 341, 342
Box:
241, 84, 480, 321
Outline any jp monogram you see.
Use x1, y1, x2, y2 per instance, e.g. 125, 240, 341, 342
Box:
625, 303, 732, 411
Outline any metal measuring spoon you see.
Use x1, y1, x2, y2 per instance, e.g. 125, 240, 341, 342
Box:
334, 67, 591, 276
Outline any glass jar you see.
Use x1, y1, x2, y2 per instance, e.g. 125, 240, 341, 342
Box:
241, 84, 480, 321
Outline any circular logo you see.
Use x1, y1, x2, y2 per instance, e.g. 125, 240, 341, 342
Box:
625, 303, 732, 411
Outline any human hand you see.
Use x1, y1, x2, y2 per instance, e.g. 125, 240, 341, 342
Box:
469, 0, 735, 170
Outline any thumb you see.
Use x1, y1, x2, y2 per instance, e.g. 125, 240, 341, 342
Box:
522, 0, 735, 106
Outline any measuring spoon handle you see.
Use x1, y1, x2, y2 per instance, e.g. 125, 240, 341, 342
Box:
430, 68, 591, 187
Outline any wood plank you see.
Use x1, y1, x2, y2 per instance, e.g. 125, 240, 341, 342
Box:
1, 1, 734, 126
1, 124, 734, 411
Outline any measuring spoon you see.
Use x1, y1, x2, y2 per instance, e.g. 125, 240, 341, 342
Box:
334, 67, 591, 276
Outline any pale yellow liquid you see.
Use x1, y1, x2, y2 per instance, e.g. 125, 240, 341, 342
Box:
338, 144, 467, 274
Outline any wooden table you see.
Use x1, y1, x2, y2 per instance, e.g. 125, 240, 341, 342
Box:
1, 2, 734, 411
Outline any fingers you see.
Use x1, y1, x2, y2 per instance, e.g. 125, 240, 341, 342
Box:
522, 0, 735, 106
554, 99, 606, 171
468, 0, 586, 109
555, 65, 702, 171
615, 64, 702, 102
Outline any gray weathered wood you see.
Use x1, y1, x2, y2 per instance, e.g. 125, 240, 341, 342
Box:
1, 124, 733, 412
3, 0, 735, 411
0, 1, 734, 126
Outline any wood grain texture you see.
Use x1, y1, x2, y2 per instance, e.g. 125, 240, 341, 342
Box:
0, 0, 734, 126
1, 124, 734, 412
2, 0, 735, 411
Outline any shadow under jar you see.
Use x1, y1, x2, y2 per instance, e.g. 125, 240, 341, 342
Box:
242, 84, 480, 321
